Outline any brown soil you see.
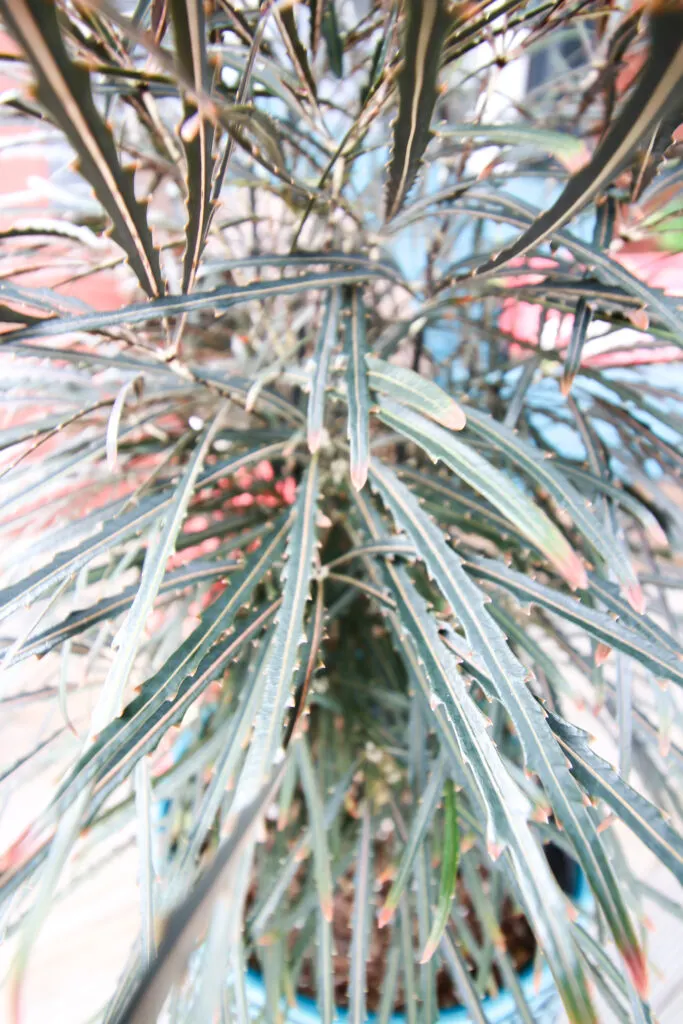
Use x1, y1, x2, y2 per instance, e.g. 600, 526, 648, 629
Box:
294, 856, 536, 1014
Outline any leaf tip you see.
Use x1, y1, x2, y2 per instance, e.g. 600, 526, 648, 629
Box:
442, 403, 467, 431
624, 946, 649, 1000
625, 582, 646, 615
350, 463, 368, 491
377, 905, 395, 929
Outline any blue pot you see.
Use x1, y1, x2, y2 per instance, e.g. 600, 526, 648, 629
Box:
244, 874, 592, 1023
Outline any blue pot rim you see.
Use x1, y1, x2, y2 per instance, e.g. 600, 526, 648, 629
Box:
245, 872, 592, 1022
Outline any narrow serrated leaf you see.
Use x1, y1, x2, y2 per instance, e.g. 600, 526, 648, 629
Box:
440, 123, 588, 163
465, 555, 683, 690
0, 441, 287, 625
10, 560, 239, 665
366, 355, 466, 430
353, 491, 595, 1024
468, 10, 683, 279
108, 766, 286, 1024
55, 519, 290, 811
378, 399, 587, 590
463, 406, 643, 610
90, 411, 227, 733
250, 762, 357, 936
368, 460, 646, 1001
169, 0, 216, 292
549, 713, 683, 886
277, 5, 317, 99
385, 0, 450, 220
4, 267, 399, 343
0, 0, 163, 297
233, 458, 319, 808
322, 0, 343, 78
344, 287, 370, 490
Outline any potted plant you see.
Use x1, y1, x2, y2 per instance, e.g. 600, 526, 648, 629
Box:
1, 1, 682, 1022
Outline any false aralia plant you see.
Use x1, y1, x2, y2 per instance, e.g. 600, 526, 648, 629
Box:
0, 1, 683, 1022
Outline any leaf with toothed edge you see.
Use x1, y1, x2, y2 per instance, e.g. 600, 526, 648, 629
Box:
307, 288, 340, 453
8, 560, 240, 666
90, 410, 227, 735
169, 0, 216, 294
385, 0, 450, 221
462, 405, 644, 611
352, 490, 596, 1024
349, 803, 373, 1024
0, 443, 288, 625
366, 355, 466, 430
376, 398, 588, 591
466, 9, 683, 280
2, 266, 400, 344
232, 457, 320, 810
548, 712, 683, 887
0, 600, 282, 917
0, 0, 163, 298
367, 460, 648, 1001
51, 518, 290, 817
344, 287, 371, 491
462, 554, 683, 691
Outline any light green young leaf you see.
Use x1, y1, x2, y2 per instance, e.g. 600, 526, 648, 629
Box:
366, 355, 466, 430
419, 779, 460, 964
439, 123, 588, 163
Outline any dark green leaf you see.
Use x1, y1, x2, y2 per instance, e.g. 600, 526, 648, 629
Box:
468, 10, 683, 278
0, 0, 164, 297
385, 0, 450, 220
